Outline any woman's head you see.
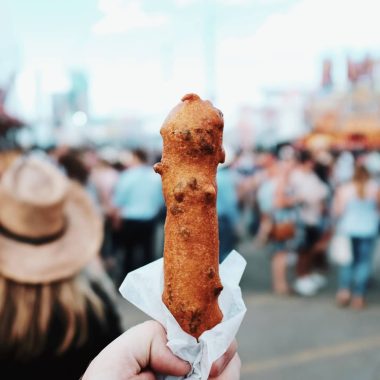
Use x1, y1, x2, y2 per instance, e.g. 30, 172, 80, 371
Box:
0, 156, 106, 358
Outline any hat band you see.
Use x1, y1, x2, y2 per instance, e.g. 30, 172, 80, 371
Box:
0, 222, 67, 246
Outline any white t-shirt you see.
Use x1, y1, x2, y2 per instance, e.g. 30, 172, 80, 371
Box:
290, 169, 329, 226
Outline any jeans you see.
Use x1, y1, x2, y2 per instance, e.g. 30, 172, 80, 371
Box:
297, 225, 322, 277
121, 218, 156, 279
218, 216, 237, 263
338, 237, 375, 296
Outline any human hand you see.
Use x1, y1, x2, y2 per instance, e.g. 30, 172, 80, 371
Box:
209, 339, 241, 380
83, 320, 240, 380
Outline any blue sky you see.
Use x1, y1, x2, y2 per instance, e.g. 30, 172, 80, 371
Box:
1, 0, 380, 123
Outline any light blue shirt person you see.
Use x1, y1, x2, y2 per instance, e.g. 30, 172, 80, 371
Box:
113, 165, 163, 221
217, 167, 239, 226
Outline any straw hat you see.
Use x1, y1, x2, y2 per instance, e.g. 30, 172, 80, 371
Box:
0, 156, 103, 284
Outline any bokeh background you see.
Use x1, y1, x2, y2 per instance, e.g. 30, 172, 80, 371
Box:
1, 1, 380, 380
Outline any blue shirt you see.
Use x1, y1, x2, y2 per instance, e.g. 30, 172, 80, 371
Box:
338, 198, 379, 238
336, 182, 379, 238
113, 165, 163, 220
217, 168, 239, 225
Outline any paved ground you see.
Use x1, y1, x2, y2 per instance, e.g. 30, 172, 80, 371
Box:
117, 237, 380, 380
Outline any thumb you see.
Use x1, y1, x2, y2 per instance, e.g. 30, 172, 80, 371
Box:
149, 324, 191, 377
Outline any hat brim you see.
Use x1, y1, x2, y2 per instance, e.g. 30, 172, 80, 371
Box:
0, 182, 103, 284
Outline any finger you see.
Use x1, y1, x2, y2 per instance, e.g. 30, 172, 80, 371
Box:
150, 325, 191, 376
210, 353, 241, 380
209, 340, 238, 377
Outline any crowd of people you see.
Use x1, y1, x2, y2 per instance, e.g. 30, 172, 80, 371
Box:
4, 145, 380, 299
28, 142, 379, 311
235, 146, 380, 309
8, 143, 379, 309
0, 141, 379, 379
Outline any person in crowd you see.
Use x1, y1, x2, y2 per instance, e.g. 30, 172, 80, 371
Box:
333, 164, 380, 309
217, 145, 240, 262
238, 149, 274, 238
90, 148, 121, 216
257, 152, 298, 295
364, 151, 380, 184
113, 148, 163, 279
291, 150, 330, 296
83, 321, 241, 380
332, 151, 354, 185
0, 156, 123, 380
311, 150, 335, 272
58, 149, 90, 185
57, 148, 100, 207
314, 150, 334, 185
90, 148, 120, 274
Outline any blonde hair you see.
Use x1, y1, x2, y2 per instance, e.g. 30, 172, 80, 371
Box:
0, 272, 105, 359
353, 165, 370, 199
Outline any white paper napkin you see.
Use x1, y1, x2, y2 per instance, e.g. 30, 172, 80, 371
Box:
119, 250, 247, 380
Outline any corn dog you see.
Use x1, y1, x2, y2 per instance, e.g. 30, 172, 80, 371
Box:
154, 93, 225, 338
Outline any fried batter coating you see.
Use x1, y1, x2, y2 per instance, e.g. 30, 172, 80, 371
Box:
154, 93, 225, 338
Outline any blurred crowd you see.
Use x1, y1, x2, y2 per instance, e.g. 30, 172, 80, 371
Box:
3, 145, 380, 291
2, 144, 380, 306
235, 146, 380, 310
0, 142, 379, 378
